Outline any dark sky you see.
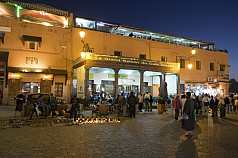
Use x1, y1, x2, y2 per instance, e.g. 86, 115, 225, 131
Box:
36, 0, 238, 79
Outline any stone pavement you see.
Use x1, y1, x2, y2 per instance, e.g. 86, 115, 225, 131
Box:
0, 106, 17, 119
0, 111, 238, 158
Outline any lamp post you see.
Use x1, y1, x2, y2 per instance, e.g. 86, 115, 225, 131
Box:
79, 30, 93, 53
186, 48, 196, 70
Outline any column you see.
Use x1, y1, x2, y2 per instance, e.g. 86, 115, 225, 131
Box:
84, 67, 89, 99
114, 69, 119, 97
177, 74, 181, 95
159, 73, 165, 97
140, 70, 144, 94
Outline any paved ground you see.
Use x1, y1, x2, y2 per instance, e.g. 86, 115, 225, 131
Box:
0, 110, 238, 158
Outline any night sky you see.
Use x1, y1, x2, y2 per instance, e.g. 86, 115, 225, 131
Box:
35, 0, 238, 79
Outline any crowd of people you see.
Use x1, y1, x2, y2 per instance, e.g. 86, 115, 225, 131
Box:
15, 93, 60, 119
172, 93, 238, 137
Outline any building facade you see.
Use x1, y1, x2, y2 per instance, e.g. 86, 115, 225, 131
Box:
0, 0, 230, 105
72, 18, 229, 99
0, 0, 72, 105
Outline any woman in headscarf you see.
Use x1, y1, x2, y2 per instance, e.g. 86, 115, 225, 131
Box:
182, 92, 195, 137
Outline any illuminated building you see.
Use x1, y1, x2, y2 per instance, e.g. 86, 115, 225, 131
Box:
72, 18, 229, 98
0, 0, 229, 105
0, 0, 72, 104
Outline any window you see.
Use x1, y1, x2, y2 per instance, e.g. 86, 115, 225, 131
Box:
139, 54, 146, 59
196, 61, 201, 70
180, 59, 185, 68
55, 82, 63, 97
220, 64, 225, 71
114, 51, 122, 56
210, 63, 214, 71
25, 41, 39, 50
0, 32, 5, 44
161, 56, 167, 62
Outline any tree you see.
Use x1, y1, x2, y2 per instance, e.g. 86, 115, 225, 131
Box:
229, 78, 238, 93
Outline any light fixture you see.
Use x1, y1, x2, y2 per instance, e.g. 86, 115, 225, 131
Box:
22, 69, 28, 72
41, 22, 53, 27
8, 73, 21, 79
188, 63, 193, 70
80, 52, 92, 59
79, 31, 86, 39
42, 74, 53, 80
191, 49, 196, 55
35, 69, 43, 73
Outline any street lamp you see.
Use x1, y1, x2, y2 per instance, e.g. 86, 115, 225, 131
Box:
79, 30, 93, 53
187, 63, 193, 70
79, 31, 86, 39
191, 48, 196, 55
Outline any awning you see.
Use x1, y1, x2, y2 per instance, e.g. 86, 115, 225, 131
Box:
22, 35, 42, 42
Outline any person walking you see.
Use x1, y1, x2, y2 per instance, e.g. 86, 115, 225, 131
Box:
202, 94, 209, 115
118, 93, 126, 115
234, 96, 238, 113
49, 93, 57, 117
209, 96, 215, 117
182, 92, 195, 137
144, 92, 150, 112
181, 94, 186, 116
127, 92, 138, 118
213, 96, 219, 117
138, 93, 144, 112
149, 93, 153, 112
219, 97, 226, 118
224, 96, 229, 116
70, 97, 79, 121
173, 95, 182, 120
15, 93, 25, 117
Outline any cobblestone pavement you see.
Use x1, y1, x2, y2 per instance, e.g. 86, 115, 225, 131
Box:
0, 112, 238, 158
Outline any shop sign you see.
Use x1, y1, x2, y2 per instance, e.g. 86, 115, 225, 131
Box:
26, 57, 38, 65
89, 73, 94, 80
108, 74, 128, 79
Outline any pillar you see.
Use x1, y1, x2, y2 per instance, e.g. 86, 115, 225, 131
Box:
140, 70, 144, 94
84, 67, 89, 99
177, 74, 181, 95
114, 69, 119, 97
159, 73, 165, 97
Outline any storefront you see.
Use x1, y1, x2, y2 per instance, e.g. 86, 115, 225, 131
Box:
72, 53, 180, 100
181, 81, 227, 96
5, 67, 67, 105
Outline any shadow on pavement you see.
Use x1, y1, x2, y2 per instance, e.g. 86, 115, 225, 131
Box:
175, 123, 201, 158
176, 137, 198, 158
